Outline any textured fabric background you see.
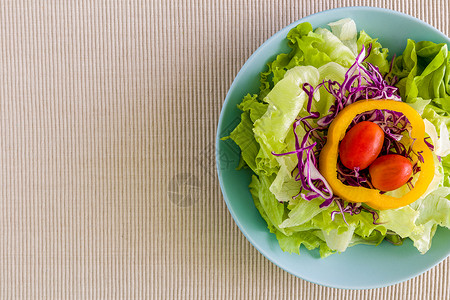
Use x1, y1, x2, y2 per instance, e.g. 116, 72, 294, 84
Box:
0, 0, 449, 299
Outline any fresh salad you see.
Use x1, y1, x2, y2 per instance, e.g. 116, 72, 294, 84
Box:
224, 18, 450, 257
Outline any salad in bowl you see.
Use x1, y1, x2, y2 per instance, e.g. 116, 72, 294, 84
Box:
222, 18, 450, 258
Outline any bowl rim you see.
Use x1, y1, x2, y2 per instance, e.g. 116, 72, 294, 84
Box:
216, 6, 450, 289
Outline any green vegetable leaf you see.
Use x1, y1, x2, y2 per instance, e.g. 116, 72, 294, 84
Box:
357, 31, 390, 74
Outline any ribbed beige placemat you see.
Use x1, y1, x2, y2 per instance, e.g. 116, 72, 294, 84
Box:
0, 0, 449, 299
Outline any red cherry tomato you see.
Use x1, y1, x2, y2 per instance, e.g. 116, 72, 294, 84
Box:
369, 154, 413, 191
339, 121, 385, 170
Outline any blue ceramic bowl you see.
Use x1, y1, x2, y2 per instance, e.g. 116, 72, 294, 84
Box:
216, 7, 450, 289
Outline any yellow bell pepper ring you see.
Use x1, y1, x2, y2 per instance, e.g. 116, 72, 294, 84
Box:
319, 99, 434, 210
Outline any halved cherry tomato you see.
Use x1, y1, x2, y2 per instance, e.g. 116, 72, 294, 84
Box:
369, 154, 413, 191
339, 121, 384, 170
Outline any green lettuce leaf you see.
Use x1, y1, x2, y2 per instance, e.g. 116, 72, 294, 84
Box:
253, 66, 320, 175
266, 62, 348, 201
279, 197, 330, 229
249, 174, 286, 234
393, 40, 450, 109
259, 20, 358, 100
314, 62, 347, 116
328, 18, 358, 55
357, 31, 390, 74
379, 206, 420, 238
225, 94, 268, 173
